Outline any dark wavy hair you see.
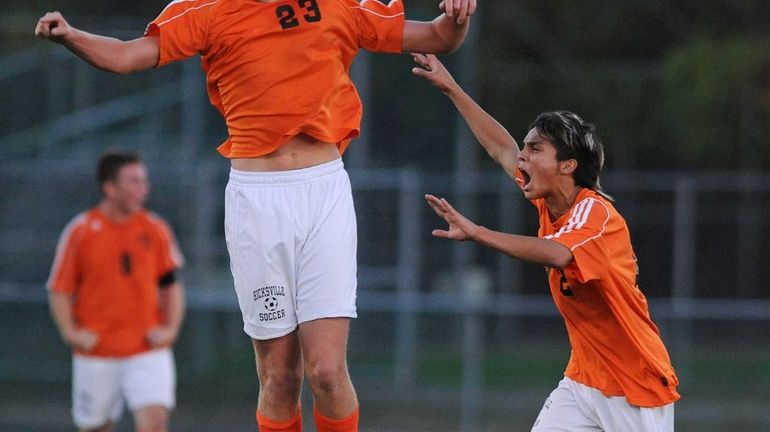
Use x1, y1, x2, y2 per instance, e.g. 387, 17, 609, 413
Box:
529, 111, 612, 201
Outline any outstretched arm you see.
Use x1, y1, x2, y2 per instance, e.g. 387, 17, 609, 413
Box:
426, 194, 573, 268
35, 12, 158, 74
402, 0, 476, 54
412, 54, 520, 178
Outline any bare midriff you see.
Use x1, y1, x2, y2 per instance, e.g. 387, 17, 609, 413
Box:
230, 134, 341, 172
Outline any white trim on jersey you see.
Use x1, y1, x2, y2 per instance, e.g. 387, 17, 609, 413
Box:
155, 0, 220, 28
351, 0, 404, 19
544, 198, 611, 252
46, 212, 88, 291
147, 212, 186, 268
546, 198, 594, 239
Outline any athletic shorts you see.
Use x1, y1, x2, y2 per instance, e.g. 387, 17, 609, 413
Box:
72, 348, 176, 429
224, 158, 358, 340
531, 377, 674, 432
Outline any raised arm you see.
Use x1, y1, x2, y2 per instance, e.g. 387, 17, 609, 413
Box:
402, 0, 476, 54
412, 54, 520, 179
35, 12, 158, 74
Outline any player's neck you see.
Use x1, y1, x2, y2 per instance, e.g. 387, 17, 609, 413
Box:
98, 201, 138, 224
545, 185, 583, 221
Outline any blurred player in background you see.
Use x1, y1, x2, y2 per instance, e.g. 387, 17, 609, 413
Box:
35, 1, 476, 431
412, 53, 680, 432
47, 150, 185, 432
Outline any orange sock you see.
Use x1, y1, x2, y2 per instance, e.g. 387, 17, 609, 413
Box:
313, 406, 359, 432
256, 408, 302, 432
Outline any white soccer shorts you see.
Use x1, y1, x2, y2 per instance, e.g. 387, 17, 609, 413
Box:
225, 158, 358, 340
531, 376, 674, 432
72, 348, 176, 429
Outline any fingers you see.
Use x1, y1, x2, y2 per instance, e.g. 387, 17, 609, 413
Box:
432, 229, 450, 238
456, 0, 468, 25
411, 53, 444, 81
441, 0, 475, 25
35, 11, 65, 38
441, 0, 453, 18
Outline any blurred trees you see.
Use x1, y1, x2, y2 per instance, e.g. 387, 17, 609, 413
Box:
662, 36, 770, 169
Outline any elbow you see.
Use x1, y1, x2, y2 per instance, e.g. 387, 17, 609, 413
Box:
431, 32, 465, 54
430, 19, 468, 54
547, 246, 574, 270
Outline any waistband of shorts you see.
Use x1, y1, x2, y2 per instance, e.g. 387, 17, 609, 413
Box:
228, 158, 345, 186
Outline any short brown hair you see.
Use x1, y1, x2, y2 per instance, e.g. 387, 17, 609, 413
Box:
97, 150, 142, 186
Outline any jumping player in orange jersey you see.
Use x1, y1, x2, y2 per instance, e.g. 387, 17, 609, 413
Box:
36, 2, 476, 431
47, 151, 185, 432
412, 53, 680, 431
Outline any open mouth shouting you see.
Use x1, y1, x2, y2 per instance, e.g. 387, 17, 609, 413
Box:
518, 166, 532, 190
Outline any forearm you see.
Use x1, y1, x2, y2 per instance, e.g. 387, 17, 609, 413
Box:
402, 15, 469, 54
48, 291, 78, 341
429, 14, 469, 54
161, 282, 185, 336
472, 226, 573, 269
444, 85, 520, 167
61, 30, 158, 74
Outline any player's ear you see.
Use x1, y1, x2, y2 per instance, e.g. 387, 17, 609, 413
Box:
102, 181, 116, 198
560, 159, 577, 175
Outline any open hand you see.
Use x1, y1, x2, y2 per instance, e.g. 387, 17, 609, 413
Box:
410, 53, 458, 94
425, 194, 480, 241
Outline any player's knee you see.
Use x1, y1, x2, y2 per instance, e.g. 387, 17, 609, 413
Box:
260, 367, 303, 396
305, 358, 349, 395
133, 406, 168, 432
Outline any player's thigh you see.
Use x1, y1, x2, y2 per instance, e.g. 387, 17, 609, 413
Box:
294, 172, 357, 324
72, 355, 124, 430
252, 330, 303, 379
122, 349, 175, 411
595, 397, 674, 432
531, 378, 602, 432
298, 317, 351, 370
224, 178, 300, 340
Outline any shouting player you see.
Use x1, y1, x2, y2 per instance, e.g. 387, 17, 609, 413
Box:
36, 1, 476, 431
412, 53, 680, 432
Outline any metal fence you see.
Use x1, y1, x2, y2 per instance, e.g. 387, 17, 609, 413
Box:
3, 161, 770, 431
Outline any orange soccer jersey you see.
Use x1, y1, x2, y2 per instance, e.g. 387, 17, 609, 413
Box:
47, 209, 184, 358
533, 188, 680, 407
145, 0, 406, 158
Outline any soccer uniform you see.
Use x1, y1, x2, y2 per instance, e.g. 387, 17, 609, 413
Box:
47, 208, 183, 428
145, 0, 405, 158
527, 188, 680, 431
145, 0, 405, 339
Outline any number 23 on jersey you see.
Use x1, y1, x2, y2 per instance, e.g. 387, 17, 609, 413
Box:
276, 0, 322, 30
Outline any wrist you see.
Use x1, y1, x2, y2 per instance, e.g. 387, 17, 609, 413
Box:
469, 224, 484, 242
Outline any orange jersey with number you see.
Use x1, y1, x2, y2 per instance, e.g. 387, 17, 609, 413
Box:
47, 209, 184, 357
531, 188, 680, 407
145, 0, 405, 158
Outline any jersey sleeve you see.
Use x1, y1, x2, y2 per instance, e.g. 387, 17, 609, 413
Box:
151, 215, 185, 278
46, 215, 86, 294
355, 0, 405, 53
544, 197, 611, 283
144, 0, 218, 67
